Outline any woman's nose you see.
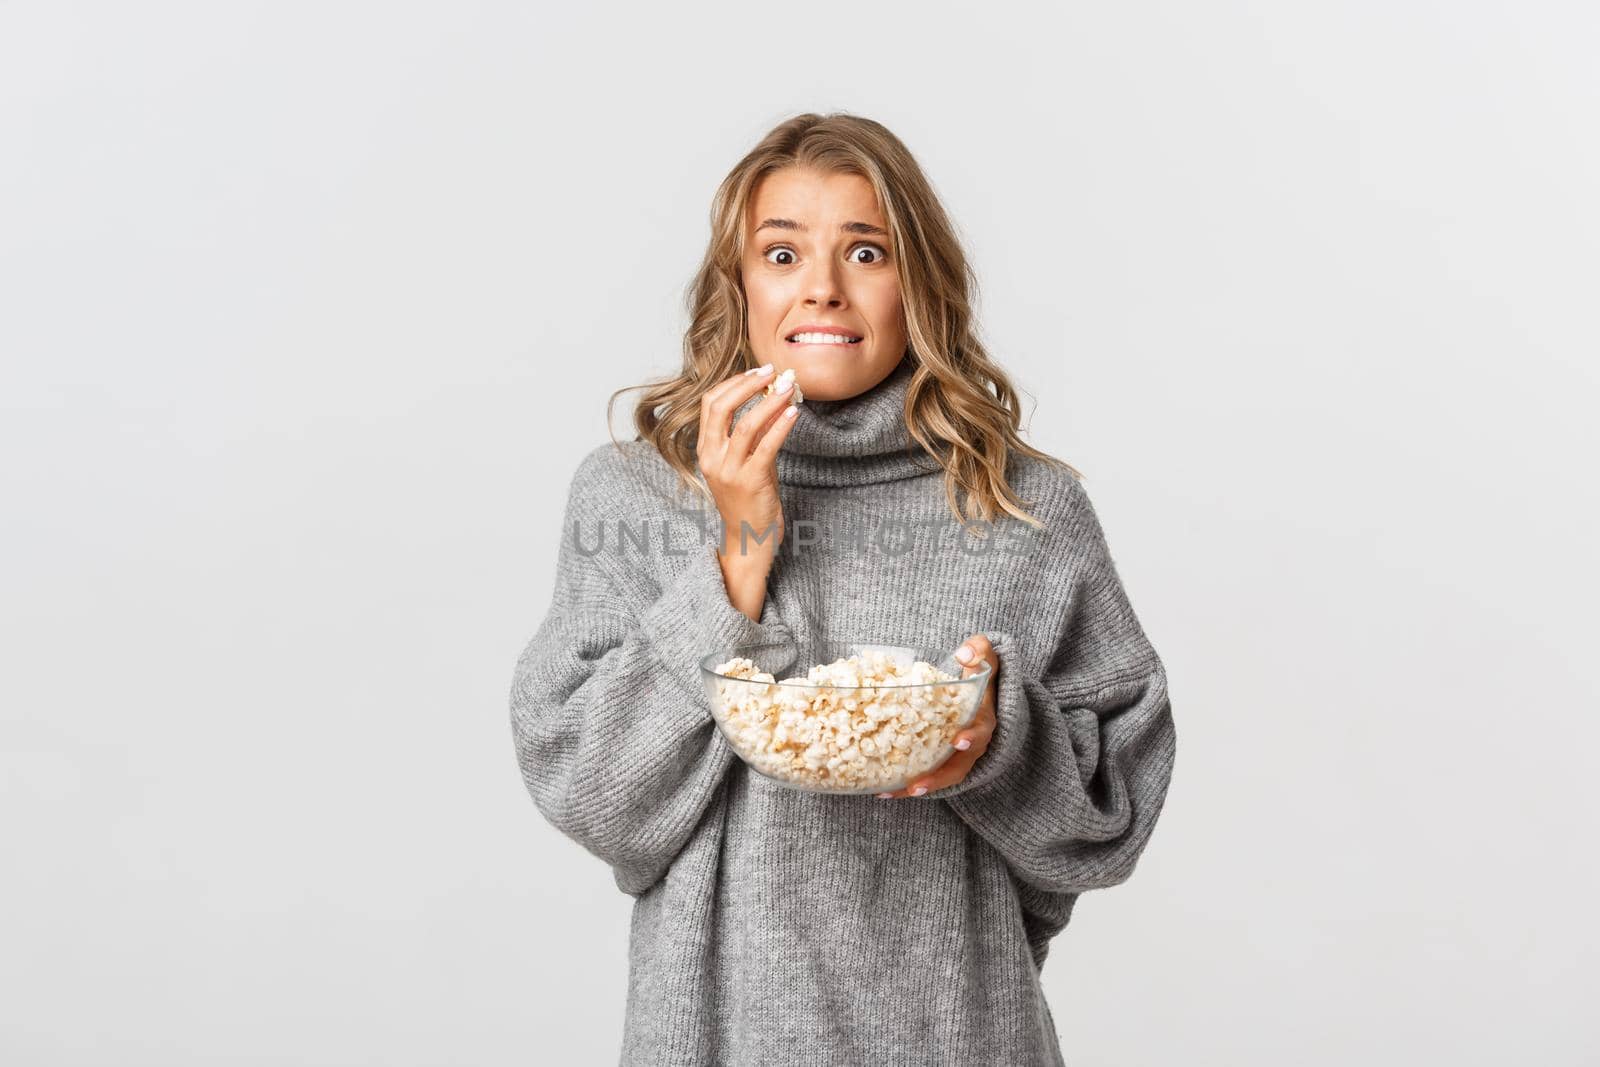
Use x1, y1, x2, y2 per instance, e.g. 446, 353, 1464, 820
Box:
801, 262, 846, 307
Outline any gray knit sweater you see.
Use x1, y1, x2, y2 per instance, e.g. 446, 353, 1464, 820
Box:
509, 357, 1176, 1066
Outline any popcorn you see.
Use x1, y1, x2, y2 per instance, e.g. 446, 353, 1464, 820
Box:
708, 649, 977, 793
766, 367, 804, 405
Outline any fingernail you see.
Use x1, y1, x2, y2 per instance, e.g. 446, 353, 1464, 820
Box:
910, 785, 928, 797
756, 362, 774, 375
774, 375, 792, 393
954, 738, 971, 750
954, 646, 973, 664
875, 792, 893, 799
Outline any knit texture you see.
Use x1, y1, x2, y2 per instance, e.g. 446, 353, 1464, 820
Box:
510, 356, 1177, 1065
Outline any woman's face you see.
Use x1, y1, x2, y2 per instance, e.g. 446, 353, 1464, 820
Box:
740, 166, 908, 402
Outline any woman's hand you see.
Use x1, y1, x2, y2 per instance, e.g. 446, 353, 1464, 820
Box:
876, 634, 999, 799
699, 363, 801, 621
698, 363, 801, 560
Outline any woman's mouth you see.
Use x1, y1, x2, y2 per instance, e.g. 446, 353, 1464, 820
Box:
786, 331, 863, 347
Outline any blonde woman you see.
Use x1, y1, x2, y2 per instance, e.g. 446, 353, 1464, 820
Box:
510, 112, 1177, 1066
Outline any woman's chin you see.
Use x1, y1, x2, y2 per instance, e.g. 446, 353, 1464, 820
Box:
786, 375, 850, 402
779, 364, 872, 402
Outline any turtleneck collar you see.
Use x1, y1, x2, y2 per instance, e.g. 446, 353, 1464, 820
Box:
730, 355, 944, 488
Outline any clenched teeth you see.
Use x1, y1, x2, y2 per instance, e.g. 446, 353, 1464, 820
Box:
787, 332, 861, 345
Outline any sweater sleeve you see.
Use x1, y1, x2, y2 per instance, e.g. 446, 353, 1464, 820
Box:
928, 481, 1177, 898
508, 456, 801, 898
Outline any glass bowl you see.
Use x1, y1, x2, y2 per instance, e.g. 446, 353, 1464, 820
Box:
698, 640, 993, 795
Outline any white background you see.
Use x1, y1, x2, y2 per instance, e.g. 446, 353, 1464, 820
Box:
3, 2, 1596, 1063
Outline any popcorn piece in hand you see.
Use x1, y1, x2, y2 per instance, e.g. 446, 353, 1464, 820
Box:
766, 367, 803, 405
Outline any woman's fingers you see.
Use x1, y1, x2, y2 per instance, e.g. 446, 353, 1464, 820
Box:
729, 372, 798, 462
952, 633, 998, 746
880, 743, 973, 798
746, 391, 801, 466
698, 366, 774, 457
698, 364, 777, 463
950, 685, 996, 752
953, 634, 995, 673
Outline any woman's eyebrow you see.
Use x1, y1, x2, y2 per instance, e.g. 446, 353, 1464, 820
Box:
755, 217, 890, 238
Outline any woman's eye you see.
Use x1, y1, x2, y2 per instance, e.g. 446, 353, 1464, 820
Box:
765, 246, 797, 266
851, 244, 887, 265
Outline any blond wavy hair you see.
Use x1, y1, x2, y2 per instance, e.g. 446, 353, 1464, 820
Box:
606, 111, 1079, 529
